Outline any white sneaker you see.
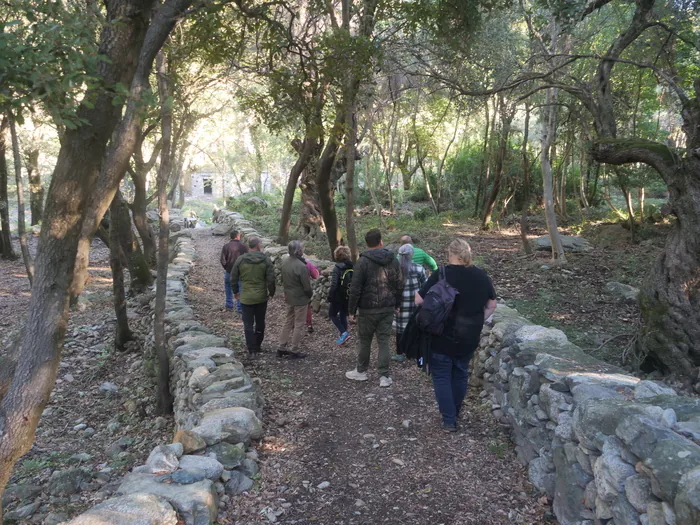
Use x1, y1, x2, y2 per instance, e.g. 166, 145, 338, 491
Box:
379, 376, 393, 388
345, 369, 368, 381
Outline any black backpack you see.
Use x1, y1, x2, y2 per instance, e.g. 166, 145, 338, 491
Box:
339, 267, 354, 299
416, 267, 459, 336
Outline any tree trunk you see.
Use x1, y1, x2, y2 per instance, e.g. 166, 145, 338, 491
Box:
114, 189, 152, 293
0, 118, 15, 260
154, 50, 173, 415
638, 186, 645, 221
316, 111, 344, 255
299, 152, 325, 238
481, 96, 514, 230
344, 75, 359, 262
130, 168, 157, 266
9, 118, 33, 284
474, 98, 490, 218
278, 137, 314, 244
0, 1, 190, 513
520, 103, 532, 254
542, 88, 566, 263
24, 148, 43, 226
624, 188, 636, 243
109, 193, 133, 350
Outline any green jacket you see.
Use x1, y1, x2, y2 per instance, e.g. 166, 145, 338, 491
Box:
411, 246, 438, 271
231, 250, 275, 305
281, 255, 313, 306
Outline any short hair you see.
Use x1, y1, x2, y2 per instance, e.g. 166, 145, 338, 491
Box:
230, 230, 239, 240
334, 245, 351, 261
365, 228, 382, 248
288, 240, 304, 257
400, 235, 413, 245
248, 236, 261, 249
448, 238, 472, 266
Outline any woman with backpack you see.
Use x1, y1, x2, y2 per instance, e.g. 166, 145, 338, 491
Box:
328, 245, 353, 345
393, 244, 426, 362
415, 238, 497, 432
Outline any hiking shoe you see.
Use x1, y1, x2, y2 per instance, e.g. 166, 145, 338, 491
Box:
336, 332, 351, 345
391, 354, 406, 362
379, 376, 393, 388
345, 369, 368, 381
441, 422, 458, 433
307, 325, 314, 334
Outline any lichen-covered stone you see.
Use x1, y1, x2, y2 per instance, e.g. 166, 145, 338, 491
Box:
66, 494, 178, 525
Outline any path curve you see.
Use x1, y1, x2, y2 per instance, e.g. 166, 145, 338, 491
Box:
187, 228, 546, 525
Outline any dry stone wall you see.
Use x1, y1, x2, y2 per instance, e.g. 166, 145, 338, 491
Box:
473, 304, 700, 525
64, 230, 263, 525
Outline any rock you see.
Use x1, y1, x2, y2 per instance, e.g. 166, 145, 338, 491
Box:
625, 474, 652, 513
5, 502, 40, 521
2, 484, 42, 506
246, 196, 268, 207
174, 334, 226, 351
646, 501, 665, 525
178, 456, 224, 480
634, 380, 677, 399
172, 469, 207, 485
73, 423, 87, 431
675, 421, 700, 442
514, 325, 568, 345
593, 441, 636, 503
207, 442, 246, 469
612, 495, 640, 525
49, 468, 88, 496
43, 511, 69, 525
68, 452, 93, 464
224, 471, 254, 494
98, 382, 119, 394
528, 457, 555, 497
66, 494, 178, 525
174, 430, 207, 454
604, 281, 640, 302
238, 458, 259, 478
134, 444, 183, 474
675, 465, 700, 525
532, 235, 593, 253
316, 481, 330, 489
190, 407, 262, 446
211, 223, 233, 236
117, 473, 217, 525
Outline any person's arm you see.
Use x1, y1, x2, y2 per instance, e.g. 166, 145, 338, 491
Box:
231, 258, 242, 295
393, 260, 403, 310
307, 261, 320, 280
300, 264, 313, 298
266, 258, 276, 298
348, 259, 364, 316
417, 267, 427, 287
415, 270, 439, 305
484, 299, 497, 320
220, 245, 228, 270
424, 251, 438, 272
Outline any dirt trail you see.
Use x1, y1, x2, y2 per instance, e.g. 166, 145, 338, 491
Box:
188, 228, 547, 525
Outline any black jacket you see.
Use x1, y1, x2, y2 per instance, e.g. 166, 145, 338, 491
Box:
348, 248, 403, 315
328, 259, 353, 304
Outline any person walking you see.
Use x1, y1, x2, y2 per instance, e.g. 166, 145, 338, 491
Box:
220, 230, 248, 312
392, 244, 426, 362
302, 257, 320, 333
230, 236, 275, 355
346, 229, 403, 387
278, 241, 312, 359
328, 245, 353, 345
400, 235, 438, 273
415, 238, 497, 432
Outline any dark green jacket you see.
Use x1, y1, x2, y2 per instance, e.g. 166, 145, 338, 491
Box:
231, 250, 275, 305
281, 255, 313, 306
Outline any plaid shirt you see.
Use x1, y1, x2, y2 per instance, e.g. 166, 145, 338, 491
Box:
393, 263, 427, 333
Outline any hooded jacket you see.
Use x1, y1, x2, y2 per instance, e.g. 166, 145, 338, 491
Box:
281, 255, 313, 306
328, 259, 353, 304
348, 248, 403, 315
231, 250, 275, 305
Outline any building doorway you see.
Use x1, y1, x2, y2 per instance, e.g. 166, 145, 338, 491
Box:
203, 178, 213, 195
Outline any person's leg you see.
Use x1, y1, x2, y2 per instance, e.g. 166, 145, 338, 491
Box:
241, 304, 256, 353
452, 356, 471, 418
431, 353, 457, 427
339, 303, 348, 333
291, 304, 307, 349
254, 301, 268, 351
224, 272, 234, 309
279, 304, 295, 347
329, 302, 342, 334
236, 281, 243, 312
356, 312, 377, 373
376, 312, 393, 378
306, 304, 312, 326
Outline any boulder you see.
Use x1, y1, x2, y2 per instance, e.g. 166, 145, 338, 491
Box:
173, 334, 226, 351
675, 465, 700, 525
207, 442, 246, 469
532, 235, 593, 253
66, 494, 178, 525
133, 444, 183, 475
211, 222, 233, 236
190, 407, 262, 446
48, 468, 88, 496
224, 471, 254, 494
117, 473, 217, 525
513, 325, 568, 345
634, 380, 677, 399
174, 430, 208, 454
604, 281, 640, 302
178, 456, 224, 480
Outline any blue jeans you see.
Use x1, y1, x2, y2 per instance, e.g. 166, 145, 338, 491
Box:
430, 353, 471, 426
224, 273, 242, 311
328, 301, 348, 335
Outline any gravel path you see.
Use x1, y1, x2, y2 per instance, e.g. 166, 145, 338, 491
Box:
187, 228, 547, 525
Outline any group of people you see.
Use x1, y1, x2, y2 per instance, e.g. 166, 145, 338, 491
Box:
220, 228, 496, 432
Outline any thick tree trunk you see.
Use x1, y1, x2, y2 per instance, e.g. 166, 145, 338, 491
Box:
109, 193, 134, 350
520, 103, 532, 254
24, 148, 43, 226
278, 138, 314, 244
481, 97, 514, 229
154, 50, 173, 415
130, 168, 157, 266
0, 1, 190, 514
113, 189, 152, 294
299, 152, 324, 238
0, 119, 15, 260
317, 112, 344, 255
474, 98, 490, 217
9, 119, 33, 284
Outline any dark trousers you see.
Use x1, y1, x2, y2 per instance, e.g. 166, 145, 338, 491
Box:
328, 301, 348, 335
357, 311, 393, 377
241, 302, 267, 353
430, 352, 471, 426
